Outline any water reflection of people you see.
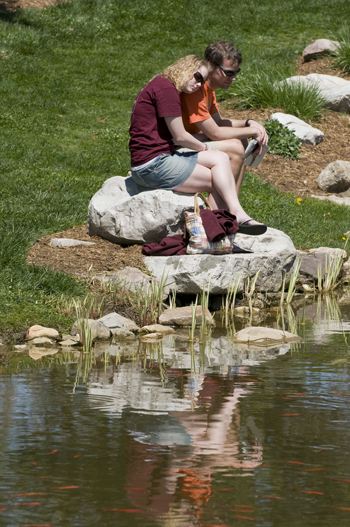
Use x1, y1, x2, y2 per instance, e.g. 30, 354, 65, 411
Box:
123, 371, 263, 520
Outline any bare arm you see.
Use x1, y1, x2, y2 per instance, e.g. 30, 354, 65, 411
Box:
198, 112, 268, 152
165, 115, 207, 151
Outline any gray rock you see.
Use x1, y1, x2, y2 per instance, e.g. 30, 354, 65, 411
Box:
159, 306, 215, 326
284, 74, 350, 113
145, 228, 296, 294
71, 319, 111, 340
316, 160, 350, 193
302, 39, 340, 62
50, 238, 95, 247
59, 338, 80, 346
298, 247, 346, 281
270, 112, 324, 145
87, 175, 201, 244
98, 312, 139, 332
311, 193, 350, 206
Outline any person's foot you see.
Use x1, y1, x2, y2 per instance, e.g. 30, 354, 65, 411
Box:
237, 218, 267, 236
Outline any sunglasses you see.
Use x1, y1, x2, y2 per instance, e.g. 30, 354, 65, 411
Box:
217, 64, 241, 77
193, 71, 206, 86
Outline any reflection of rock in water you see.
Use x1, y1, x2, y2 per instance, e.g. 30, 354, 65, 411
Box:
87, 334, 290, 418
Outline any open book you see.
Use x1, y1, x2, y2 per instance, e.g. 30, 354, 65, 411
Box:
244, 139, 269, 168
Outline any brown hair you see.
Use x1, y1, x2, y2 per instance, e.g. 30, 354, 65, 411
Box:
204, 41, 242, 66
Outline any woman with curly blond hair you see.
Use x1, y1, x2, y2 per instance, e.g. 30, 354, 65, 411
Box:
129, 55, 266, 231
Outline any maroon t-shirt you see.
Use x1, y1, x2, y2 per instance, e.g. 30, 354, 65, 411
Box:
129, 76, 182, 167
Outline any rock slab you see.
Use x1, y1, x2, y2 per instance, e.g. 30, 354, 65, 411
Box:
88, 175, 199, 244
316, 160, 350, 193
146, 228, 296, 294
270, 112, 324, 145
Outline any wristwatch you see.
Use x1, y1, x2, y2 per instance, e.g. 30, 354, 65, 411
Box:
245, 118, 255, 127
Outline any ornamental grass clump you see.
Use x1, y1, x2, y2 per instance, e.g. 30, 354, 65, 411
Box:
234, 71, 324, 122
335, 32, 350, 72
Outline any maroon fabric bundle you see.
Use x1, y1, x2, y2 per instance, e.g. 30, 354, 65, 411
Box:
200, 209, 238, 242
142, 209, 247, 256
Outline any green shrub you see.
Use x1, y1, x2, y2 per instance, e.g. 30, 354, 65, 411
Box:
264, 119, 302, 160
234, 71, 325, 121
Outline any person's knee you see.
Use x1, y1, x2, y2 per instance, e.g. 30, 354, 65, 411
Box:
220, 139, 245, 160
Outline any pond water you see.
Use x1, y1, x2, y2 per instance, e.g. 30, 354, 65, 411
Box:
2, 297, 350, 526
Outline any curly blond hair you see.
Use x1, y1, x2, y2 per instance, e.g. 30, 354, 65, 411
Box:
160, 55, 210, 93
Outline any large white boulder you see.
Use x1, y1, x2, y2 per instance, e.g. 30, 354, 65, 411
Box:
284, 74, 350, 113
88, 175, 198, 244
145, 228, 296, 294
270, 112, 324, 145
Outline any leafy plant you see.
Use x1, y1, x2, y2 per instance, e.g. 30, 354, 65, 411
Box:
263, 119, 302, 160
334, 30, 350, 72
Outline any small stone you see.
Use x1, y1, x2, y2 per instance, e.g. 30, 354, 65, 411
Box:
317, 161, 350, 193
61, 334, 80, 342
31, 337, 53, 346
233, 327, 300, 346
158, 306, 215, 327
26, 325, 59, 340
302, 284, 313, 292
14, 344, 27, 350
234, 306, 250, 314
138, 324, 175, 335
50, 238, 95, 247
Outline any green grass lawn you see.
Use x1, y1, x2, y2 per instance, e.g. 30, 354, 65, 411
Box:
1, 0, 350, 336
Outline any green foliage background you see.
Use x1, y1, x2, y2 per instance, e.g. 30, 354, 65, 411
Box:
1, 0, 350, 333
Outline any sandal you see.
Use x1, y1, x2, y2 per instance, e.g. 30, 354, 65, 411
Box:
238, 219, 267, 236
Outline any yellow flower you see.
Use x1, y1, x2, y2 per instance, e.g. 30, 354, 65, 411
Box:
296, 198, 302, 205
342, 237, 346, 240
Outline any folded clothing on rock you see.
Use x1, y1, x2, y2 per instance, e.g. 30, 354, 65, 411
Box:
142, 209, 249, 256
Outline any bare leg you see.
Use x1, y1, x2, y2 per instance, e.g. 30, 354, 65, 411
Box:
174, 150, 263, 226
216, 138, 247, 194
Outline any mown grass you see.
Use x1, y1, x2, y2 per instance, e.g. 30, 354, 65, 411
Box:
1, 0, 350, 335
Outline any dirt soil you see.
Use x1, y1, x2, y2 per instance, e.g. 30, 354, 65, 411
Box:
23, 53, 350, 278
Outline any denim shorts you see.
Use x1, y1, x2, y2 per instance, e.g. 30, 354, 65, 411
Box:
130, 151, 198, 191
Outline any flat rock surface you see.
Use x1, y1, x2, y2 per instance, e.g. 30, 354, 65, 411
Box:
159, 306, 215, 326
234, 327, 300, 345
146, 228, 296, 294
50, 238, 95, 247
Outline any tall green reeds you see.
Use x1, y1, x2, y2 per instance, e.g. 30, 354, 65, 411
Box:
317, 253, 343, 292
